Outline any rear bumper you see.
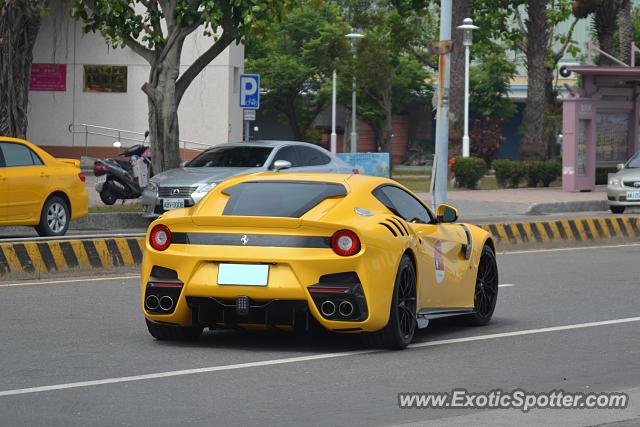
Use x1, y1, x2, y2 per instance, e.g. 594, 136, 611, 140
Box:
141, 243, 398, 333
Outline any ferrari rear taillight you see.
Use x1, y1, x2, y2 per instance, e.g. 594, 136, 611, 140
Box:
93, 163, 108, 175
149, 224, 172, 251
331, 229, 361, 256
78, 172, 86, 182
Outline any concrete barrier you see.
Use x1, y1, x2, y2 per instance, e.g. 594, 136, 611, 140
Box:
0, 237, 144, 276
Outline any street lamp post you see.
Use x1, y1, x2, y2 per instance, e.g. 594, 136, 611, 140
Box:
330, 69, 337, 153
346, 32, 364, 154
457, 17, 478, 158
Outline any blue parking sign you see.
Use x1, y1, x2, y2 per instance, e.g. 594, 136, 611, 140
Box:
240, 74, 260, 109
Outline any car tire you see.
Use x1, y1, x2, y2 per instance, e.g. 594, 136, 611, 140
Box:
35, 196, 70, 237
457, 245, 498, 326
145, 319, 203, 341
361, 254, 417, 350
611, 206, 625, 214
99, 187, 117, 205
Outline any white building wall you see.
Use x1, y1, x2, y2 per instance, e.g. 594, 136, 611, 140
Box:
27, 3, 242, 152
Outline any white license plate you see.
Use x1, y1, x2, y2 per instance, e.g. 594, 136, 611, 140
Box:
162, 199, 185, 210
217, 263, 269, 286
96, 175, 107, 184
626, 191, 640, 201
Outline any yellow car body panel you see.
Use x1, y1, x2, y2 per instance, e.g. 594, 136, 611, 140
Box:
0, 137, 88, 226
141, 172, 494, 333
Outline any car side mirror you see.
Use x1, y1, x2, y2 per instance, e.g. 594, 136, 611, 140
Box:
436, 204, 459, 223
273, 160, 292, 172
617, 163, 625, 171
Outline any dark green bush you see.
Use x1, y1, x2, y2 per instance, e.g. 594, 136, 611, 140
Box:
540, 161, 561, 187
525, 161, 544, 187
492, 159, 526, 188
451, 157, 487, 189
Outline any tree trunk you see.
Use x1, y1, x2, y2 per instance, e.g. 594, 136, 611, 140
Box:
520, 0, 548, 160
618, 0, 632, 64
448, 0, 468, 153
145, 56, 182, 174
0, 1, 43, 138
382, 89, 393, 155
594, 5, 618, 65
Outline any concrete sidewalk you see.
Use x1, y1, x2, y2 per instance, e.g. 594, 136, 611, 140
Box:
414, 187, 627, 222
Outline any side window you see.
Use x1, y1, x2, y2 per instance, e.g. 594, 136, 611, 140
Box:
0, 143, 38, 167
296, 146, 331, 167
373, 185, 433, 224
272, 146, 299, 168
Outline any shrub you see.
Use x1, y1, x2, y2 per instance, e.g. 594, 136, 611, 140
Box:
525, 161, 544, 187
469, 118, 507, 167
492, 159, 526, 188
540, 161, 561, 187
451, 157, 487, 189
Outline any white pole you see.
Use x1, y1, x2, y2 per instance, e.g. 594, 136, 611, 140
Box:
462, 44, 470, 158
331, 69, 337, 153
351, 76, 357, 153
430, 0, 452, 208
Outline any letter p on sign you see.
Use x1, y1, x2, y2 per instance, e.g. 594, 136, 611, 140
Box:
240, 74, 260, 109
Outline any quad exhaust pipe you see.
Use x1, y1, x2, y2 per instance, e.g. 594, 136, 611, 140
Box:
145, 295, 160, 310
320, 300, 336, 317
159, 296, 174, 311
145, 294, 174, 312
320, 300, 355, 318
338, 301, 354, 317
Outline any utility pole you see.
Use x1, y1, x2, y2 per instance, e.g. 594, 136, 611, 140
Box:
430, 0, 453, 208
330, 69, 337, 153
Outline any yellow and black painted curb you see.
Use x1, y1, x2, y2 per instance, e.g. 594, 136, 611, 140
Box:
0, 237, 144, 276
1, 216, 639, 276
479, 216, 640, 245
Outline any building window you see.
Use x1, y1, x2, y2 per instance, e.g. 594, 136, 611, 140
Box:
83, 65, 127, 93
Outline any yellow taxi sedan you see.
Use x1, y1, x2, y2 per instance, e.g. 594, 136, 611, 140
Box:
0, 137, 88, 236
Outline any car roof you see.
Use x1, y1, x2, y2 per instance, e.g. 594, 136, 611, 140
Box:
205, 140, 328, 150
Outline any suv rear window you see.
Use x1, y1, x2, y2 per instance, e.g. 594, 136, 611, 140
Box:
222, 181, 346, 218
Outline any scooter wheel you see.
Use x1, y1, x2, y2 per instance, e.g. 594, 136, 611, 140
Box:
100, 188, 117, 205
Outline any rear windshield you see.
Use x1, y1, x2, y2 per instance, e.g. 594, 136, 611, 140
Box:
222, 181, 347, 218
186, 146, 272, 168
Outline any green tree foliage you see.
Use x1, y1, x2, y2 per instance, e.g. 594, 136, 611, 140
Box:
72, 0, 285, 172
345, 0, 432, 153
245, 2, 350, 142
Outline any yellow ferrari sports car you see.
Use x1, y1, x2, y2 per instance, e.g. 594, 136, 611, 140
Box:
141, 173, 498, 349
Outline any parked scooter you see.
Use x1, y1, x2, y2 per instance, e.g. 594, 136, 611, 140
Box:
94, 132, 152, 205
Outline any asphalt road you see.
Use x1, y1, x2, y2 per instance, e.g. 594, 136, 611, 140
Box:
0, 244, 639, 426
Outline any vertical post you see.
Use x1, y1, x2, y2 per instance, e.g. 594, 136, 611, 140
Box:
462, 44, 470, 158
430, 0, 453, 208
244, 119, 250, 142
351, 75, 357, 153
331, 69, 337, 153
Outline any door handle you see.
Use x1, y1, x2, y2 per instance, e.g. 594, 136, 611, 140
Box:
0, 175, 5, 181
40, 172, 49, 178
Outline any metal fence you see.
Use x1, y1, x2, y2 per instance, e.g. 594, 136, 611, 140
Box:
68, 123, 212, 156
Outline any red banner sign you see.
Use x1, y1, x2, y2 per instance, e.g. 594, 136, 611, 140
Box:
30, 64, 67, 91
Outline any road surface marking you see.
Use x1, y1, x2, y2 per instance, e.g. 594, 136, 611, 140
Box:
0, 275, 139, 288
1, 316, 638, 398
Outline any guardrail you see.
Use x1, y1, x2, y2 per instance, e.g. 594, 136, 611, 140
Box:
68, 123, 213, 155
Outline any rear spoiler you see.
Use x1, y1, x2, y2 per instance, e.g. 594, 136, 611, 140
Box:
58, 158, 81, 168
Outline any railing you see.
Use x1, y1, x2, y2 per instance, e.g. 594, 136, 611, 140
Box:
585, 40, 640, 67
68, 123, 212, 156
